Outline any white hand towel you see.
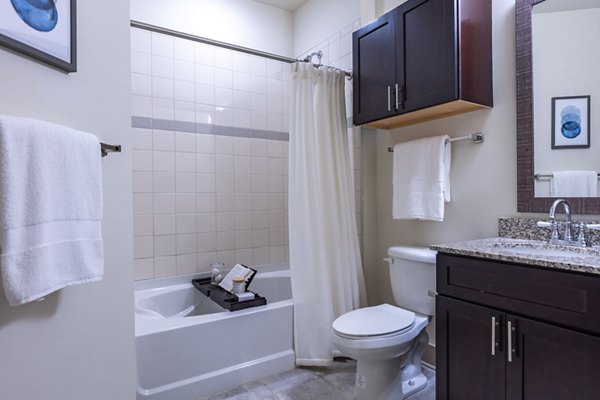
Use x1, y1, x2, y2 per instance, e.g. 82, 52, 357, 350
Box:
0, 115, 104, 306
551, 170, 598, 197
392, 135, 451, 221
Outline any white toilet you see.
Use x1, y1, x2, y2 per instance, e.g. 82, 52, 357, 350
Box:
332, 246, 436, 400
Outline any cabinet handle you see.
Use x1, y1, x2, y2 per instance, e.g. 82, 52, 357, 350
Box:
507, 320, 518, 362
395, 83, 399, 111
507, 321, 512, 362
387, 86, 391, 111
491, 316, 499, 356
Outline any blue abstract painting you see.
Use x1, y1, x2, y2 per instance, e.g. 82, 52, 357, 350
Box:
560, 105, 582, 139
10, 0, 58, 32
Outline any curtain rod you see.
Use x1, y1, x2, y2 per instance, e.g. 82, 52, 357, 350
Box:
130, 20, 352, 78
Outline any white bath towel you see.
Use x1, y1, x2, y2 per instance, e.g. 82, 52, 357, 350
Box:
392, 135, 451, 221
0, 115, 104, 306
551, 170, 598, 197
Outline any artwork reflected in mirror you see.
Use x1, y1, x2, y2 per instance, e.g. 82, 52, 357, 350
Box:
532, 0, 600, 198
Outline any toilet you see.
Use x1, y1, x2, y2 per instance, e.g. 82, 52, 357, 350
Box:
332, 246, 436, 400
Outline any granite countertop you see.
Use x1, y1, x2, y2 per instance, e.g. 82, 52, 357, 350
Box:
431, 237, 600, 276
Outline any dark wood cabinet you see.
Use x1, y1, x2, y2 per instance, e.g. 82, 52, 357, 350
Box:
437, 297, 505, 400
437, 254, 600, 400
506, 315, 600, 400
352, 0, 492, 129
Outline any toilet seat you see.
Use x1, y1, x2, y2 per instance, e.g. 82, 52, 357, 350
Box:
333, 304, 415, 339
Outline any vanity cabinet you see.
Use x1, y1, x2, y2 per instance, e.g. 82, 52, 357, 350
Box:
436, 253, 600, 400
352, 0, 493, 129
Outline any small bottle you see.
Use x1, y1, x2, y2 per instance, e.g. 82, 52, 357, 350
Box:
210, 262, 224, 285
232, 276, 246, 294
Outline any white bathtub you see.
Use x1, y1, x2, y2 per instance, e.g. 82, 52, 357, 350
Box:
134, 264, 294, 400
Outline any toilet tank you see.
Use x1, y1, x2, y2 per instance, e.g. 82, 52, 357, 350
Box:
387, 246, 437, 316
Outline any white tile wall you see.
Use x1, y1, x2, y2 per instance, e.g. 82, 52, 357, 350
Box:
132, 27, 290, 280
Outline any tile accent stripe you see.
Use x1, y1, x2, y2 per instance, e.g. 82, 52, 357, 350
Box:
132, 116, 290, 141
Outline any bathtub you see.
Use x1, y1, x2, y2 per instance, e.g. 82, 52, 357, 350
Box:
134, 264, 294, 400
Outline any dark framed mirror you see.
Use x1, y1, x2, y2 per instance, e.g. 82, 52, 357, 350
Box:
516, 0, 600, 214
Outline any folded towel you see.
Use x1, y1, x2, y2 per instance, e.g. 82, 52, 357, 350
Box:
392, 135, 451, 221
0, 115, 104, 306
551, 170, 598, 197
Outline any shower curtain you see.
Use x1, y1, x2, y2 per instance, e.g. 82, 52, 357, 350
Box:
288, 62, 367, 366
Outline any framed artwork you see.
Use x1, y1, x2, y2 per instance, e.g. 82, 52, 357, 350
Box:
0, 0, 76, 72
551, 95, 590, 149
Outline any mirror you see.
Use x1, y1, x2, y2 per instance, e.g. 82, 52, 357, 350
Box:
516, 0, 600, 213
533, 0, 600, 198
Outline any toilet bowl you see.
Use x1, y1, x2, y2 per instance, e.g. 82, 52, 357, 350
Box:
332, 246, 436, 400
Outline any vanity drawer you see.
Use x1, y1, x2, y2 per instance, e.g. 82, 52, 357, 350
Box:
437, 254, 600, 335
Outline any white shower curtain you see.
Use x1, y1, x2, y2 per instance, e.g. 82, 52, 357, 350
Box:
289, 63, 367, 366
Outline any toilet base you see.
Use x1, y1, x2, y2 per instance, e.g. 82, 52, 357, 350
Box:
352, 329, 429, 400
402, 372, 427, 398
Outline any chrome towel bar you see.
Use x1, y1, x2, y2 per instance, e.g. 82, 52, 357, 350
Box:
534, 172, 600, 181
387, 132, 484, 152
100, 142, 121, 157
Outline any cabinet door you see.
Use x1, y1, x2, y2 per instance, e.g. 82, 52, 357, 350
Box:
396, 0, 457, 113
437, 296, 505, 400
352, 12, 398, 125
506, 315, 600, 400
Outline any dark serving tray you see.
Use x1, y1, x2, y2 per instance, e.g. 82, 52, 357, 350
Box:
192, 278, 267, 311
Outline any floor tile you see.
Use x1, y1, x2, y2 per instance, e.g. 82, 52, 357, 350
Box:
275, 377, 352, 400
259, 367, 320, 394
201, 358, 435, 400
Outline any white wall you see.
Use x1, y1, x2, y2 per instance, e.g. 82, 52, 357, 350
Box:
0, 1, 136, 399
374, 0, 517, 305
533, 8, 600, 196
293, 0, 360, 56
131, 0, 295, 58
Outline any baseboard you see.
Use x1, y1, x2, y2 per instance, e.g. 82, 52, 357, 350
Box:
422, 344, 436, 369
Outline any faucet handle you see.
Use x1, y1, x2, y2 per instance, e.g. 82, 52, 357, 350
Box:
537, 219, 560, 241
577, 223, 588, 246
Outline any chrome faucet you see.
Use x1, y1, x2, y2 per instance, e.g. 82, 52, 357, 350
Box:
548, 198, 573, 242
537, 199, 600, 247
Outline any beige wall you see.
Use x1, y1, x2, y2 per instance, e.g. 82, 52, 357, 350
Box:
371, 0, 518, 305
0, 1, 136, 399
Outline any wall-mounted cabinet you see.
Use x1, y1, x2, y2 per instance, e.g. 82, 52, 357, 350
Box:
352, 0, 493, 129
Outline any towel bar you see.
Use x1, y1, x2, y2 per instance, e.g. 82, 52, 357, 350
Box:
100, 142, 121, 157
534, 172, 600, 181
387, 132, 484, 152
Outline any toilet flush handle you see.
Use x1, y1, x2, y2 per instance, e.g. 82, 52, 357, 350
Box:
383, 257, 393, 263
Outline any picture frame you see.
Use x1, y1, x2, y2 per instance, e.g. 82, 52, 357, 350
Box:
551, 95, 590, 149
0, 0, 77, 73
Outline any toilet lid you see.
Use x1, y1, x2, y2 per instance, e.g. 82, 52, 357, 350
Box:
333, 304, 415, 338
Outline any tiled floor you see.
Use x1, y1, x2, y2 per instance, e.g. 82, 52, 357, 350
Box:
199, 358, 436, 400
